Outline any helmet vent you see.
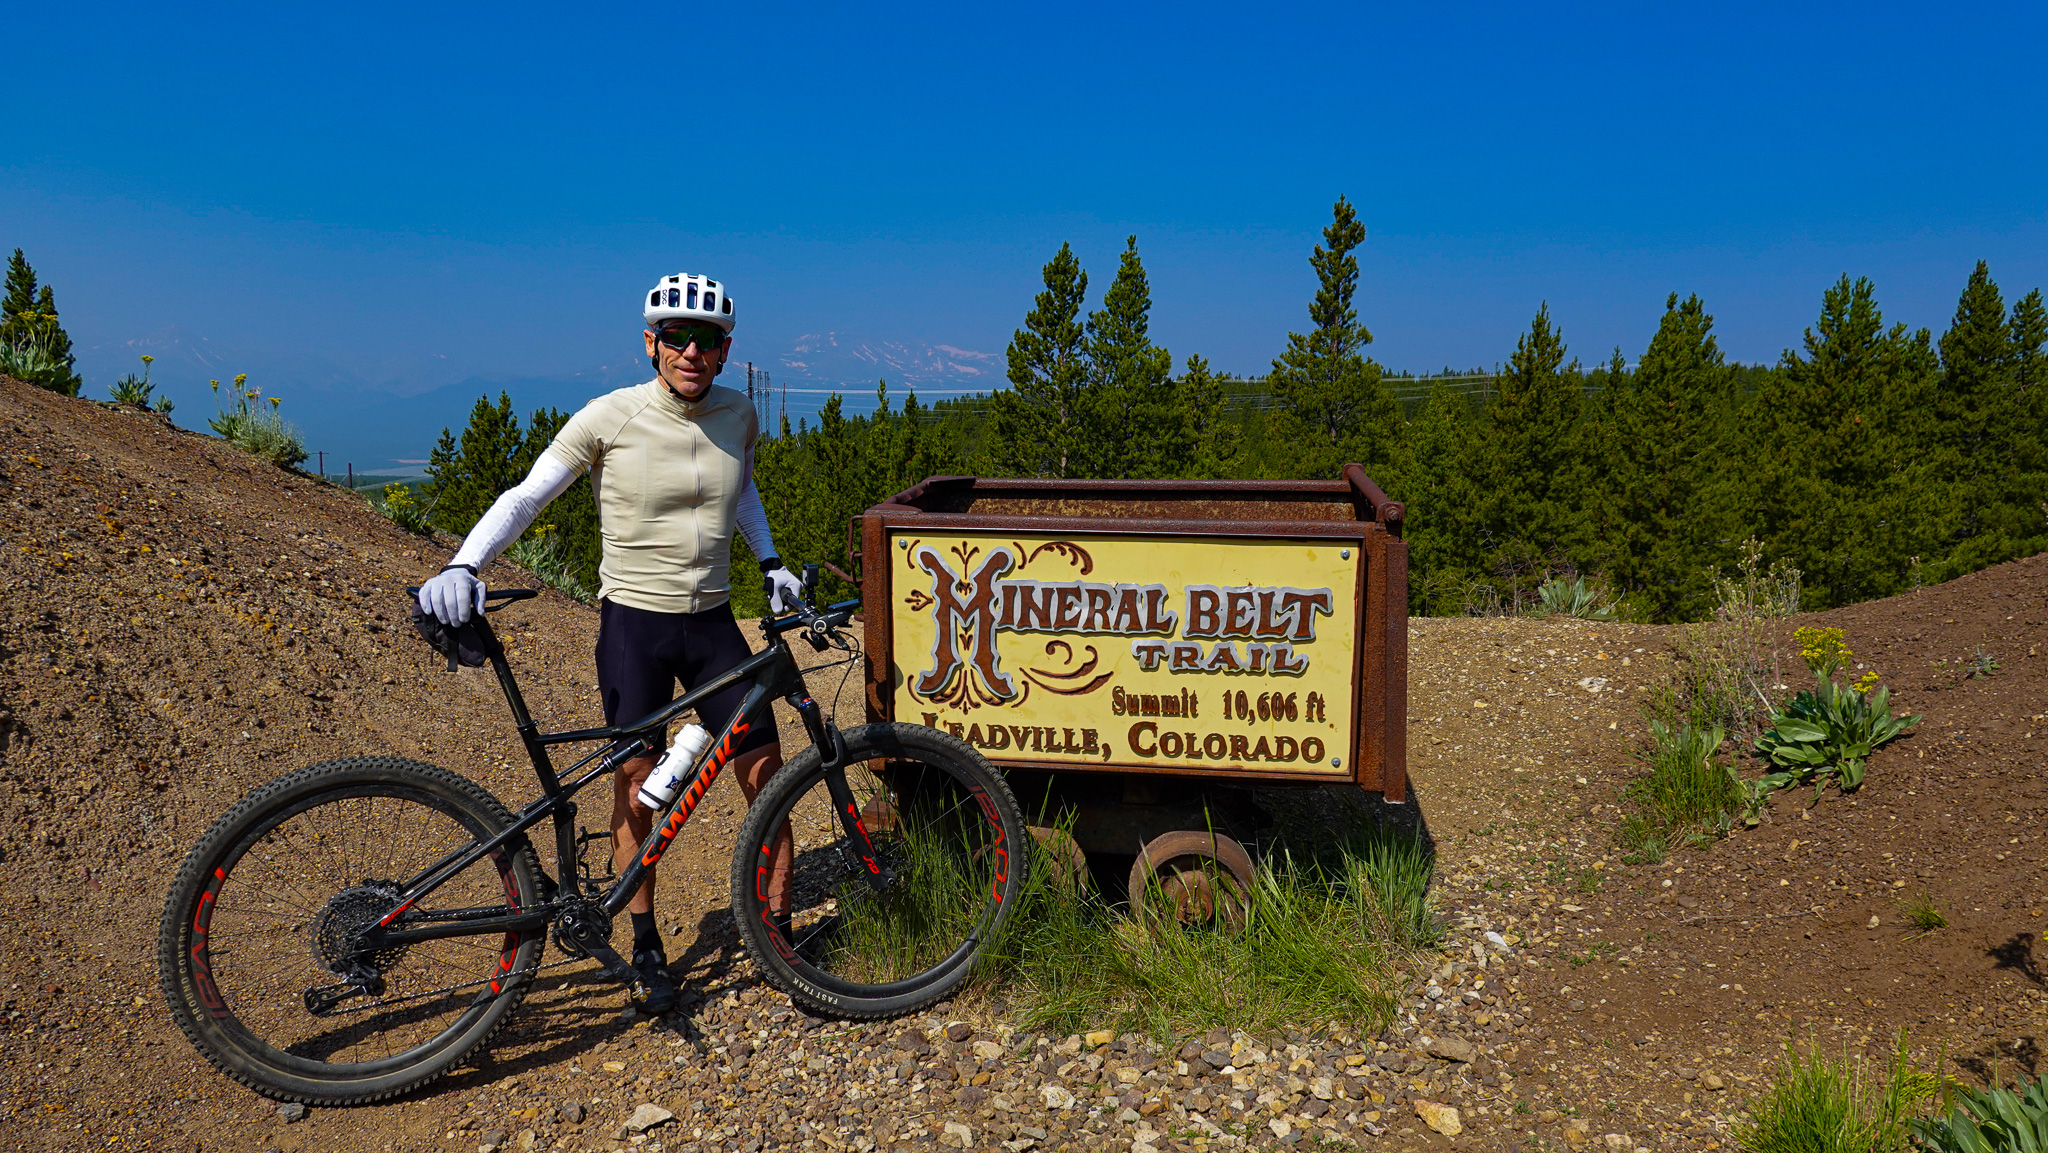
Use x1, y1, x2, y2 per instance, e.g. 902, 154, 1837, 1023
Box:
723, 298, 733, 314
704, 292, 716, 311
667, 288, 680, 307
686, 284, 699, 308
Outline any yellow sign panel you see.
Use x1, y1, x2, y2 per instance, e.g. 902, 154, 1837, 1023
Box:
888, 532, 1358, 776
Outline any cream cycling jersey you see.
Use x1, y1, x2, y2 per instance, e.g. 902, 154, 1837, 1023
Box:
448, 379, 778, 614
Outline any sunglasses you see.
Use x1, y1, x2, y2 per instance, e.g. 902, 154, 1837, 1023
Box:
654, 322, 728, 352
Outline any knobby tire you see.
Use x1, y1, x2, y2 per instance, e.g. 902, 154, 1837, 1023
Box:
156, 758, 543, 1105
729, 723, 1030, 1018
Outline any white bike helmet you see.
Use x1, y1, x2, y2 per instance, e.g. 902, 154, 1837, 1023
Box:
643, 273, 735, 333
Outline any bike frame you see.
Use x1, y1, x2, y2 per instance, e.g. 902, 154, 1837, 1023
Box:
360, 593, 873, 956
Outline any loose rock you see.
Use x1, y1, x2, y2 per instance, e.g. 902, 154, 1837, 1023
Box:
624, 1103, 675, 1133
1413, 1098, 1463, 1136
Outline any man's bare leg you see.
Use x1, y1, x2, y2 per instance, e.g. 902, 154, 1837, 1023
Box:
610, 744, 789, 920
731, 745, 790, 920
610, 752, 679, 1011
611, 753, 661, 914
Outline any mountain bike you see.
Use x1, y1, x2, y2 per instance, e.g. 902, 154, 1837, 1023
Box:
156, 574, 1029, 1105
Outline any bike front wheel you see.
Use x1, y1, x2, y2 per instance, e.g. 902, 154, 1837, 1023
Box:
730, 722, 1030, 1017
157, 758, 544, 1105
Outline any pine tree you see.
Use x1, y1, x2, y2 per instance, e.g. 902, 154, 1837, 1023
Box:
1476, 303, 1586, 573
32, 285, 81, 396
1927, 262, 2040, 573
1393, 380, 1487, 613
1, 250, 35, 329
1599, 294, 1738, 621
989, 244, 1089, 478
1080, 237, 1179, 478
423, 392, 525, 534
1270, 196, 1396, 477
1759, 276, 1938, 608
1175, 354, 1242, 478
1, 249, 83, 396
1994, 287, 2048, 561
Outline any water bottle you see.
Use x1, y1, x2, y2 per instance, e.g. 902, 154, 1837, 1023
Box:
635, 723, 714, 810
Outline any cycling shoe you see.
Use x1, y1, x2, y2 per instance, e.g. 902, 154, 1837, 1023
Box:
629, 948, 679, 1015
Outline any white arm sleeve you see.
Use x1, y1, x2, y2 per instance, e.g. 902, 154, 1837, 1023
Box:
450, 454, 581, 570
734, 445, 779, 562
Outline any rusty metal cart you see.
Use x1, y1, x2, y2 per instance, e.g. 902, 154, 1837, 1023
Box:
849, 465, 1408, 926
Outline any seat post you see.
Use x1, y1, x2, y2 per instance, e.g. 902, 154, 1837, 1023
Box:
471, 613, 564, 792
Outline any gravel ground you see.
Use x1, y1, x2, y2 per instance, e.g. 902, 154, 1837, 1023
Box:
2, 375, 2042, 1152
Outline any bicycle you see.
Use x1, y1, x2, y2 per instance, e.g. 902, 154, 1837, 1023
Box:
156, 572, 1030, 1106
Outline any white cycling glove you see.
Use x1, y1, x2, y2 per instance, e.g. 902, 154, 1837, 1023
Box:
419, 564, 486, 625
765, 564, 805, 612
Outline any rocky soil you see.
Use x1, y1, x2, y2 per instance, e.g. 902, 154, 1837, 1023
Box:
1, 373, 2043, 1152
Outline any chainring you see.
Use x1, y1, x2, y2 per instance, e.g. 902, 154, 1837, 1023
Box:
551, 896, 614, 961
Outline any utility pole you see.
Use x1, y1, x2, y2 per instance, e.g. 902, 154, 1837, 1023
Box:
317, 450, 326, 480
347, 462, 354, 490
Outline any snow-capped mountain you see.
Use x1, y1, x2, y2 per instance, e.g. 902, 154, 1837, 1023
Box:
775, 333, 999, 393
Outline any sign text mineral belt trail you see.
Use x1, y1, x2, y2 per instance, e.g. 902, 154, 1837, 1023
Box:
889, 532, 1359, 778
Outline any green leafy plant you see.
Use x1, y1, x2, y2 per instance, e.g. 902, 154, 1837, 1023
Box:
1738, 1031, 1935, 1153
1911, 1070, 2048, 1152
372, 482, 437, 535
1752, 627, 1919, 795
1899, 894, 1947, 938
0, 317, 72, 394
1530, 574, 1616, 619
1966, 647, 2002, 680
107, 354, 174, 413
207, 373, 308, 468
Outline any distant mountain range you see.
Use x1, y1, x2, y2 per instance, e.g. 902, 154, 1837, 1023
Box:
773, 334, 1000, 394
74, 327, 1000, 474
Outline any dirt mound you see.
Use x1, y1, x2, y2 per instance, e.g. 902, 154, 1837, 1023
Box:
0, 376, 649, 1147
1410, 550, 2047, 1146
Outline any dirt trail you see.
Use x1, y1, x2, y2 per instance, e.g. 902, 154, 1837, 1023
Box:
3, 374, 2043, 1152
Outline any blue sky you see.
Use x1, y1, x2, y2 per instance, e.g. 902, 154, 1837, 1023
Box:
5, 2, 2044, 471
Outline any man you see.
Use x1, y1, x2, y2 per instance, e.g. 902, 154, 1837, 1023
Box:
417, 272, 805, 1013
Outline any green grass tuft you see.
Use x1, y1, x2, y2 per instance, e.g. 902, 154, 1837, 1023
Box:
987, 821, 1434, 1040
1738, 1032, 1933, 1153
1899, 894, 1947, 938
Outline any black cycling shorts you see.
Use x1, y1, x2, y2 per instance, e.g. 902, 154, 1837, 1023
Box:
596, 599, 780, 757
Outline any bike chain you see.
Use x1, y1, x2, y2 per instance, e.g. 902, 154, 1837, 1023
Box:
318, 954, 587, 1016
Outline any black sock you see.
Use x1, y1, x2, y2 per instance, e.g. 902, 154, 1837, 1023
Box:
631, 911, 661, 956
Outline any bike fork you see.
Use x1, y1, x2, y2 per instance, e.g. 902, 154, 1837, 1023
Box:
788, 696, 893, 891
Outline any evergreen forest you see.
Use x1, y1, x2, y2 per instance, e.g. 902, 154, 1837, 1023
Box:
417, 198, 2048, 624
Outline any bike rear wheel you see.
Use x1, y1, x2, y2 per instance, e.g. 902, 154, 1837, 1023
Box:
730, 722, 1029, 1017
157, 758, 543, 1105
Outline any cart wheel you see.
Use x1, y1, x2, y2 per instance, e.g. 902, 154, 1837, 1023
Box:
858, 789, 899, 835
1029, 826, 1091, 893
1128, 831, 1254, 933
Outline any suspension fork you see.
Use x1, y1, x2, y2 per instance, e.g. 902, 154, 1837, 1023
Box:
787, 694, 892, 890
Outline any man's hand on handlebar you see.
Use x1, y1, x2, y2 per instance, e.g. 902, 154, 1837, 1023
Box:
419, 564, 486, 625
766, 565, 805, 613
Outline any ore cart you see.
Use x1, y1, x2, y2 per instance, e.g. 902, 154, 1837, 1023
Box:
850, 466, 1407, 926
